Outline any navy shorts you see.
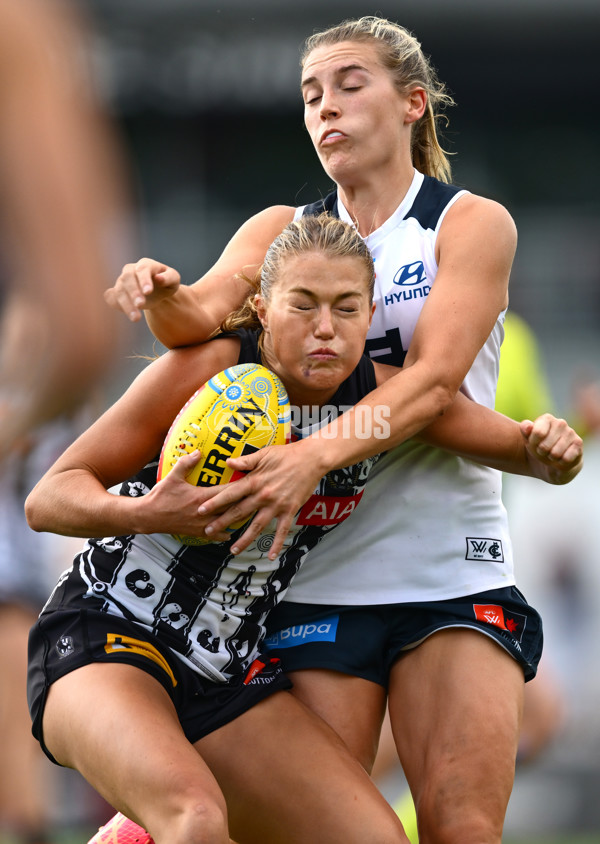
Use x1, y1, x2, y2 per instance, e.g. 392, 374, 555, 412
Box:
263, 586, 543, 685
28, 609, 291, 765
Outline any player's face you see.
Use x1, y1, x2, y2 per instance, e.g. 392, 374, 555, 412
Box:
257, 251, 375, 406
301, 41, 410, 185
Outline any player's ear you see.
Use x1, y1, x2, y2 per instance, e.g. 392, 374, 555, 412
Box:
405, 86, 427, 124
368, 301, 376, 328
255, 294, 268, 330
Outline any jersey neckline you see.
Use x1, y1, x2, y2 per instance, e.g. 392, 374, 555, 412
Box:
336, 169, 424, 249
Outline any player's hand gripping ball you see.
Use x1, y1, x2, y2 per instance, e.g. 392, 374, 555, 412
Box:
157, 363, 291, 544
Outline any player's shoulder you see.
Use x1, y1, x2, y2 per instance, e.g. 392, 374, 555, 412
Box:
216, 205, 296, 272
167, 335, 241, 372
242, 205, 296, 234
448, 190, 515, 227
443, 190, 517, 243
139, 336, 242, 400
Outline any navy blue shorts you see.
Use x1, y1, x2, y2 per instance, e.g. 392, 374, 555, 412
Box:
28, 609, 291, 765
263, 586, 542, 685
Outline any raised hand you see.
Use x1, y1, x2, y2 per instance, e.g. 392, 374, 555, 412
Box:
142, 450, 230, 541
200, 438, 329, 560
104, 258, 181, 322
520, 413, 583, 485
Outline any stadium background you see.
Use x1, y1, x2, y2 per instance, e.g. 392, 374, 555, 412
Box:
75, 1, 600, 840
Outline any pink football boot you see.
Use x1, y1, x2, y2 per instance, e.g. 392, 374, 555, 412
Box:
88, 812, 154, 844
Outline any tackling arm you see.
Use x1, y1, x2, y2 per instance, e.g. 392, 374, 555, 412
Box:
106, 206, 295, 348
24, 339, 240, 538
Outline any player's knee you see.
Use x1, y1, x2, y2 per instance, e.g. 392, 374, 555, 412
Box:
155, 797, 229, 844
417, 804, 502, 844
184, 800, 229, 844
416, 778, 504, 844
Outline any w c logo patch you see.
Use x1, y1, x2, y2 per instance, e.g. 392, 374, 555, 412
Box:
466, 537, 504, 563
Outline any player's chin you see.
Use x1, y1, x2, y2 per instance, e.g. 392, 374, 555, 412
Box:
302, 361, 352, 388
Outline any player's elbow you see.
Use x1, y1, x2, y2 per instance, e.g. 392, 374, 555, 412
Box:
406, 357, 463, 420
430, 381, 457, 419
24, 487, 47, 533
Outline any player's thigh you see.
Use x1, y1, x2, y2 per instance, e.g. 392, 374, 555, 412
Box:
388, 629, 524, 834
285, 668, 387, 771
197, 689, 407, 844
43, 663, 227, 829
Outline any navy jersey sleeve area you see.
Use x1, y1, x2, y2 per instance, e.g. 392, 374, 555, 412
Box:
302, 191, 339, 219
234, 328, 261, 363
207, 327, 262, 365
403, 175, 462, 230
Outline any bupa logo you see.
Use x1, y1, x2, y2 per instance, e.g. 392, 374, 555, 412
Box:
393, 261, 427, 286
263, 615, 339, 650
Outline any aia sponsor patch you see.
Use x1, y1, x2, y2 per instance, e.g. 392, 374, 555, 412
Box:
296, 493, 363, 526
465, 537, 504, 563
473, 604, 527, 642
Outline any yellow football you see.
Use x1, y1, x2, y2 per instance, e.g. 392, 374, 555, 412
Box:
157, 362, 290, 544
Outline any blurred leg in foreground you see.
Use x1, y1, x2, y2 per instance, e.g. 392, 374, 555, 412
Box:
0, 0, 133, 840
0, 0, 132, 457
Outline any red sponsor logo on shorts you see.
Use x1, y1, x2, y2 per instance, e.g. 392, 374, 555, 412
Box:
473, 604, 526, 642
243, 656, 281, 685
296, 492, 364, 526
243, 658, 265, 684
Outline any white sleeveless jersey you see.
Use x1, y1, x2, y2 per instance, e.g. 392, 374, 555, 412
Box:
285, 169, 513, 604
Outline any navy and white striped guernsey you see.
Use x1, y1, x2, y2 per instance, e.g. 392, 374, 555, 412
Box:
39, 329, 381, 684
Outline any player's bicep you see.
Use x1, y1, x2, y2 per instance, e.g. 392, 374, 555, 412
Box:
187, 206, 295, 322
44, 371, 177, 490
405, 196, 516, 386
48, 339, 242, 488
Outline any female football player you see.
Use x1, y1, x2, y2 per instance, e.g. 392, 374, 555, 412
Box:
103, 17, 583, 842
28, 214, 581, 844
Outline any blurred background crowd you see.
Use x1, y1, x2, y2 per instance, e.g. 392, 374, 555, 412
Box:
0, 0, 598, 842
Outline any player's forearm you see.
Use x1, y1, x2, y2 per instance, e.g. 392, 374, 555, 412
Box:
419, 399, 583, 484
304, 361, 456, 473
25, 470, 142, 538
144, 286, 214, 349
417, 393, 529, 473
420, 419, 528, 475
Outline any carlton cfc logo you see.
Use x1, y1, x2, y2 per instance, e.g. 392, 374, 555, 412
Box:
393, 261, 427, 286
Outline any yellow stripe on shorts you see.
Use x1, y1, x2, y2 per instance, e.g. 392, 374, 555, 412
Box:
104, 633, 177, 687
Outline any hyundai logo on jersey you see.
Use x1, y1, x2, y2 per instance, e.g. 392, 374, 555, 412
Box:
385, 260, 431, 306
393, 260, 427, 286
